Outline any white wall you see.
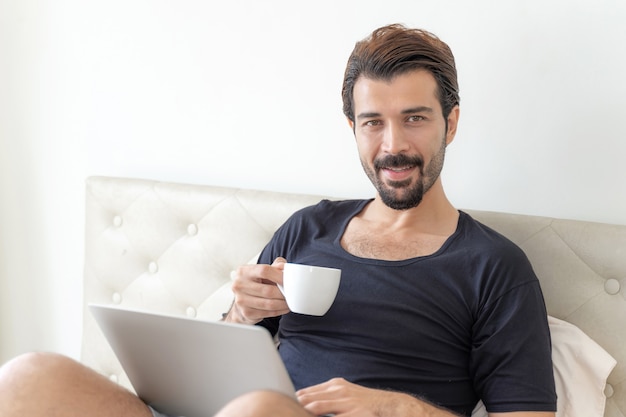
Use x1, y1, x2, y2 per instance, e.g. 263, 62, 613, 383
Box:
1, 0, 625, 363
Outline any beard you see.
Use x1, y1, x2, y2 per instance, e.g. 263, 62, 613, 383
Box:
361, 137, 447, 211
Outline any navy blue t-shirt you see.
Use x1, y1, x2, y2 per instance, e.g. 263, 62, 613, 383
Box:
258, 199, 556, 416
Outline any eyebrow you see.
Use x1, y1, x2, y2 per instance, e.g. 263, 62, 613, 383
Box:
402, 106, 434, 115
356, 106, 434, 120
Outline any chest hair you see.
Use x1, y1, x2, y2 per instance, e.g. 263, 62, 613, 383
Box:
341, 225, 449, 261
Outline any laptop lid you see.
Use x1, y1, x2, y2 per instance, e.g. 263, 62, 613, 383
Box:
89, 304, 295, 417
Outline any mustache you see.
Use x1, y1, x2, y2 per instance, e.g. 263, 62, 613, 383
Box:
374, 154, 424, 170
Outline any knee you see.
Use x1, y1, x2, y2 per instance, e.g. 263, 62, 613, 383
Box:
216, 390, 310, 417
0, 352, 150, 417
0, 352, 77, 386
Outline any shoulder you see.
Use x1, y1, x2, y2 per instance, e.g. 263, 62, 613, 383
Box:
300, 198, 370, 214
257, 199, 370, 265
451, 213, 545, 313
457, 211, 528, 261
262, 199, 369, 254
452, 212, 538, 296
287, 199, 371, 224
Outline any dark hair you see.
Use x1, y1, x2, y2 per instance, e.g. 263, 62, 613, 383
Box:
342, 24, 460, 122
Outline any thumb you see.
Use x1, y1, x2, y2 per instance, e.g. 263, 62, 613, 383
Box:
272, 257, 287, 269
271, 257, 287, 289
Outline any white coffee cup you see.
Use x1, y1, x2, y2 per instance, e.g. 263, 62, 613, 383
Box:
278, 263, 341, 316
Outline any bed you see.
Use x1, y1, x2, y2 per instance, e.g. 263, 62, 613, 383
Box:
80, 176, 625, 417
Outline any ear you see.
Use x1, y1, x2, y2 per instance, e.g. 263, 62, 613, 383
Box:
347, 117, 355, 134
445, 106, 460, 146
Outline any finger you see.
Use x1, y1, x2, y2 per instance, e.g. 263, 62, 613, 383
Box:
301, 399, 342, 417
228, 301, 289, 325
270, 257, 287, 286
230, 285, 289, 322
262, 257, 286, 287
299, 396, 361, 417
232, 301, 289, 323
236, 263, 283, 287
230, 264, 289, 323
231, 275, 287, 308
297, 377, 347, 397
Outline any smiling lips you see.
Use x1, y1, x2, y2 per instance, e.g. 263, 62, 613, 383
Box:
382, 165, 417, 182
374, 154, 424, 182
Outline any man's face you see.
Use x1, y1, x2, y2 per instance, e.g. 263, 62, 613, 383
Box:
349, 70, 459, 210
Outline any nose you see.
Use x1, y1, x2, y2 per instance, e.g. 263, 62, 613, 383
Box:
381, 122, 410, 154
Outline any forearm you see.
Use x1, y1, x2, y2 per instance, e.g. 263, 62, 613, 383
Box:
385, 395, 554, 417
381, 392, 461, 417
297, 378, 461, 417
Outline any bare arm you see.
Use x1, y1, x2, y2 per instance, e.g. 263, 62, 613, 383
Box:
297, 378, 459, 417
297, 378, 555, 417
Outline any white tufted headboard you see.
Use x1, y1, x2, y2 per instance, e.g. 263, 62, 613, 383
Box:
81, 176, 625, 416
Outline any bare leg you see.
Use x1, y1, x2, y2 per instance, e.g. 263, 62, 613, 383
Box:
215, 390, 314, 417
0, 352, 152, 417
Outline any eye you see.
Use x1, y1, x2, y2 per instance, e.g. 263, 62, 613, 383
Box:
364, 119, 382, 127
407, 115, 425, 123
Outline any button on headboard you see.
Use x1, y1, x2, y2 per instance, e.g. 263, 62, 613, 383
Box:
82, 177, 625, 416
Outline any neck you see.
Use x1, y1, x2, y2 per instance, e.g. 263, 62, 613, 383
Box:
340, 181, 460, 260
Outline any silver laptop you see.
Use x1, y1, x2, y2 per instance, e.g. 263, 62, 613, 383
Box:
89, 304, 295, 417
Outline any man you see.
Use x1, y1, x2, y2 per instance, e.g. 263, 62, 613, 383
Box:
222, 24, 556, 417
0, 24, 556, 417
